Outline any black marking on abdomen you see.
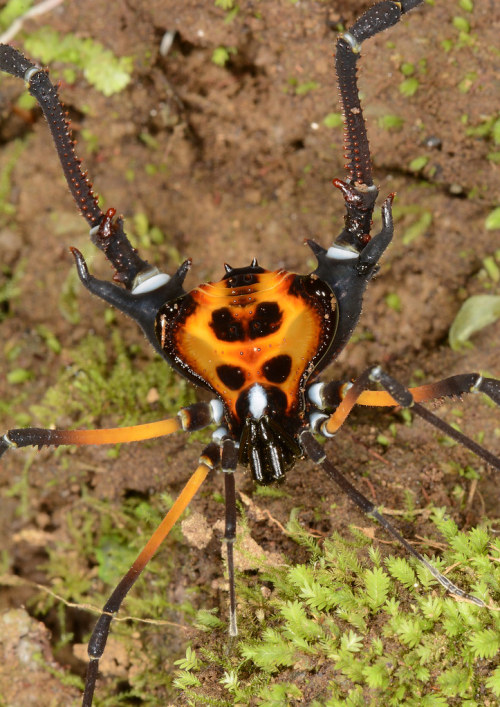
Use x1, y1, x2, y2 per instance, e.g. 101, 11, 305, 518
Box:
262, 355, 292, 384
249, 301, 282, 339
216, 364, 246, 390
210, 308, 245, 342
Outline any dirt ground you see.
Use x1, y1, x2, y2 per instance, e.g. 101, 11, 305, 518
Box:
0, 0, 499, 705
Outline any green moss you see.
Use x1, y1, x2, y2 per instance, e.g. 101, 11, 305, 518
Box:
391, 204, 433, 246
23, 29, 133, 96
378, 114, 404, 131
212, 46, 237, 67
324, 113, 343, 128
30, 330, 195, 429
171, 512, 500, 705
399, 77, 420, 97
0, 0, 34, 30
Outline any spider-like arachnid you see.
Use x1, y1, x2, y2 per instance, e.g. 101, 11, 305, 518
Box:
0, 0, 499, 704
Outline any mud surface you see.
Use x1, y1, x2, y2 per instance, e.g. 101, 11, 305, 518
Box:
0, 1, 499, 704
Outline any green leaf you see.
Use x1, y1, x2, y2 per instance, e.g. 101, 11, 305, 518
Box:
83, 48, 133, 96
0, 0, 34, 29
378, 114, 404, 130
449, 295, 500, 350
486, 207, 500, 229
402, 210, 433, 245
364, 567, 390, 610
288, 564, 338, 611
340, 630, 363, 653
468, 628, 500, 658
467, 526, 490, 554
323, 112, 343, 128
258, 682, 302, 706
409, 155, 429, 172
453, 16, 470, 33
281, 600, 322, 644
399, 77, 420, 97
7, 368, 34, 384
363, 661, 390, 689
174, 646, 200, 671
394, 616, 423, 647
212, 46, 231, 66
418, 595, 443, 621
194, 608, 224, 632
24, 29, 133, 95
295, 80, 319, 95
437, 666, 470, 696
386, 557, 416, 590
240, 629, 296, 671
486, 666, 500, 697
493, 118, 500, 145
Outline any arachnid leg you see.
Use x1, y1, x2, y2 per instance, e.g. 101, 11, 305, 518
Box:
300, 430, 486, 608
82, 444, 219, 707
313, 367, 500, 472
0, 401, 223, 458
0, 44, 152, 289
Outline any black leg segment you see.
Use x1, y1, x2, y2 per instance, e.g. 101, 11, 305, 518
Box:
300, 430, 486, 607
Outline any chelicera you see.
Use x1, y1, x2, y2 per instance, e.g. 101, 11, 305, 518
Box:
1, 1, 499, 704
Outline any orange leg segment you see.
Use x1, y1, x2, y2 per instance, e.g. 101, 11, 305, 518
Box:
1, 417, 181, 455
321, 369, 500, 472
82, 443, 219, 707
324, 372, 488, 436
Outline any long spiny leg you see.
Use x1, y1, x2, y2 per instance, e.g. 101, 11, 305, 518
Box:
332, 0, 425, 250
0, 44, 151, 288
300, 431, 486, 608
82, 443, 219, 707
0, 401, 223, 458
308, 2, 428, 363
311, 367, 500, 472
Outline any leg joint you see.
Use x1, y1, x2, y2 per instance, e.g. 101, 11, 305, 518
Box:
471, 374, 483, 393
1, 433, 17, 449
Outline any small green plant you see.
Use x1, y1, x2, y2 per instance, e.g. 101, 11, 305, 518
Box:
212, 46, 237, 67
385, 292, 402, 312
323, 112, 343, 128
448, 295, 500, 350
22, 28, 133, 95
0, 0, 34, 31
287, 77, 320, 96
391, 203, 433, 246
399, 76, 420, 97
408, 155, 429, 172
378, 114, 404, 131
170, 510, 500, 705
215, 0, 235, 9
486, 207, 500, 230
30, 330, 195, 429
458, 0, 474, 11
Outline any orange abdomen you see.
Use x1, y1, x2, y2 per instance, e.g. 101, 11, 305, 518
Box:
156, 267, 338, 429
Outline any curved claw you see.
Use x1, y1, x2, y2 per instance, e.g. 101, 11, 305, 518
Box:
69, 247, 191, 363
358, 193, 395, 270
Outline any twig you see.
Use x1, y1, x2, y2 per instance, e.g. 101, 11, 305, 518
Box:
0, 0, 65, 44
0, 573, 189, 629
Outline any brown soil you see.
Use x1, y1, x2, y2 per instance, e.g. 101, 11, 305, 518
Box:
0, 1, 498, 705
